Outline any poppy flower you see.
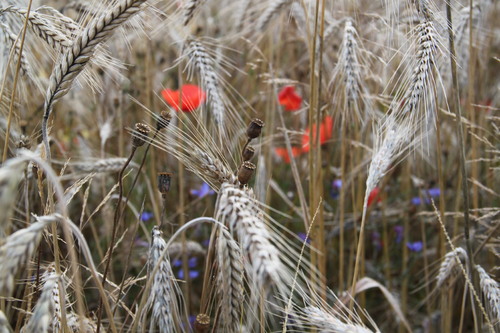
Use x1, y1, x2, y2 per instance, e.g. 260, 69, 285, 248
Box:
301, 116, 334, 153
161, 84, 206, 112
278, 86, 302, 111
274, 146, 303, 163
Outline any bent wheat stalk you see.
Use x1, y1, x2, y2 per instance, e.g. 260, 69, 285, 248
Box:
41, 0, 147, 161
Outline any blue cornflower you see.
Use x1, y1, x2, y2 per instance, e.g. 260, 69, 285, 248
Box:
190, 183, 215, 199
407, 241, 423, 252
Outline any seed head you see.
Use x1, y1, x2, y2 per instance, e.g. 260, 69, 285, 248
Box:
194, 313, 210, 333
246, 118, 264, 139
242, 146, 255, 161
156, 110, 172, 130
157, 172, 173, 195
238, 161, 256, 185
132, 123, 151, 148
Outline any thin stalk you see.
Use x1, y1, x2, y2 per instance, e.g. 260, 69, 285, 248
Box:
445, 3, 478, 330
339, 113, 347, 291
96, 146, 137, 333
2, 0, 32, 163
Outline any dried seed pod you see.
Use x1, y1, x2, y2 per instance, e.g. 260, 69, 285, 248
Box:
246, 118, 264, 139
132, 123, 151, 148
158, 172, 173, 195
238, 161, 256, 185
194, 313, 210, 333
242, 145, 255, 161
156, 110, 172, 130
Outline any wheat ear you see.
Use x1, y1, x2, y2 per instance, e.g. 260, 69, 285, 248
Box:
0, 158, 24, 236
186, 39, 225, 126
183, 0, 207, 25
0, 218, 51, 297
146, 227, 181, 332
475, 265, 500, 322
301, 306, 376, 333
42, 0, 147, 160
66, 312, 97, 333
216, 183, 280, 288
436, 247, 468, 288
216, 227, 244, 332
2, 6, 72, 49
257, 0, 293, 31
0, 22, 30, 76
24, 274, 59, 333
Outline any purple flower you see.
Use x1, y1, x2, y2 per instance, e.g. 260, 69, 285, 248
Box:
297, 232, 311, 244
411, 197, 422, 206
188, 257, 198, 268
394, 225, 403, 244
427, 188, 440, 198
407, 241, 423, 252
330, 179, 342, 199
177, 269, 200, 279
141, 211, 154, 222
190, 182, 215, 199
173, 259, 182, 267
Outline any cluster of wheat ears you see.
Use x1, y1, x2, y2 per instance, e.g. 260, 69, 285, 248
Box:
0, 0, 498, 332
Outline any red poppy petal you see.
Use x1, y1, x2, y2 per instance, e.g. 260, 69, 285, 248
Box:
275, 147, 303, 163
275, 147, 291, 163
161, 89, 180, 111
278, 86, 302, 111
180, 84, 206, 112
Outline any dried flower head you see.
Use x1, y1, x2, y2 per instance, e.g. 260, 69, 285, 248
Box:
194, 313, 210, 333
132, 123, 151, 148
246, 119, 264, 139
242, 146, 255, 161
156, 110, 172, 130
158, 172, 173, 195
238, 161, 256, 185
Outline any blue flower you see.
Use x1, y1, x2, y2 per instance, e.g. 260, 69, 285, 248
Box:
427, 187, 440, 198
177, 269, 200, 279
297, 232, 311, 244
406, 241, 423, 252
140, 211, 154, 222
330, 179, 342, 199
411, 197, 422, 205
188, 257, 198, 268
190, 182, 215, 199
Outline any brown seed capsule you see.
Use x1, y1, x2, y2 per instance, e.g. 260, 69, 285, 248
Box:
194, 313, 210, 333
246, 118, 264, 139
132, 123, 151, 148
242, 145, 255, 161
157, 172, 173, 195
156, 110, 172, 130
238, 161, 256, 185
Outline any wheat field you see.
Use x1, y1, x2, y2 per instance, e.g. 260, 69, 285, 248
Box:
0, 0, 499, 332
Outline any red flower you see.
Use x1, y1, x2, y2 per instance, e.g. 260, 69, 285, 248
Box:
161, 84, 206, 112
278, 86, 302, 111
367, 187, 381, 207
301, 116, 334, 153
274, 146, 303, 163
